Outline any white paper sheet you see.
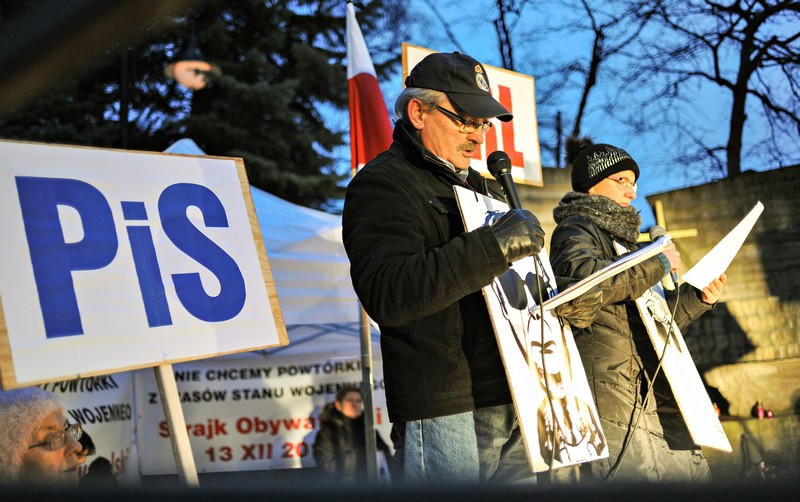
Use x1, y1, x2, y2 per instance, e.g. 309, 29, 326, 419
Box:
682, 202, 764, 289
535, 235, 670, 313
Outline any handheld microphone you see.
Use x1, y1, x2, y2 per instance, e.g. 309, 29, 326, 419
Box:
649, 225, 679, 289
487, 150, 522, 210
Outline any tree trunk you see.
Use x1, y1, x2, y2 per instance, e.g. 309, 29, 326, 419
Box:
571, 31, 603, 139
727, 83, 746, 177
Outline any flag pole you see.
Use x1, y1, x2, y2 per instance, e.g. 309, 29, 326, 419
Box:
347, 1, 393, 483
358, 303, 378, 482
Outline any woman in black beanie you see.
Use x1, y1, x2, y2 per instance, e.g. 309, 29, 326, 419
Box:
548, 137, 727, 483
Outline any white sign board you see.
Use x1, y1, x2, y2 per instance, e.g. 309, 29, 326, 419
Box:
0, 140, 288, 388
403, 43, 542, 186
455, 187, 607, 472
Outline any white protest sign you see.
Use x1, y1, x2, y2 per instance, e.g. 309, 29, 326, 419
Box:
403, 43, 542, 186
455, 186, 607, 472
615, 241, 732, 452
0, 140, 288, 388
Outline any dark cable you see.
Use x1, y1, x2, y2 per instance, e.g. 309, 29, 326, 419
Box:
604, 284, 682, 481
529, 255, 557, 482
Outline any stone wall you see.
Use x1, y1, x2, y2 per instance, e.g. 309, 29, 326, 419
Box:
705, 415, 800, 482
645, 165, 800, 418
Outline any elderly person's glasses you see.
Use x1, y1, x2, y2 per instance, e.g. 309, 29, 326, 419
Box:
28, 421, 82, 451
435, 105, 493, 134
607, 175, 637, 192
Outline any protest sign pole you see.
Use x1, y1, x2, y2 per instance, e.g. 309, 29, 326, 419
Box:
154, 364, 199, 487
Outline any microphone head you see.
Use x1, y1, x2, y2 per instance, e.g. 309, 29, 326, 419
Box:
487, 150, 512, 178
649, 225, 667, 240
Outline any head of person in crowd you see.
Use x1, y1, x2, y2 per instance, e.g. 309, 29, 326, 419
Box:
0, 387, 82, 485
78, 456, 118, 489
567, 137, 640, 207
76, 430, 96, 465
395, 51, 512, 171
334, 385, 364, 420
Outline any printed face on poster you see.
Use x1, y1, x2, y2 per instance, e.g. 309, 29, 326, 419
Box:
454, 186, 608, 472
402, 43, 542, 186
0, 140, 287, 388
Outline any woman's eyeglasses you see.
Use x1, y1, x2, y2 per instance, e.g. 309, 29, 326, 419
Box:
28, 421, 82, 451
435, 105, 493, 134
607, 176, 637, 192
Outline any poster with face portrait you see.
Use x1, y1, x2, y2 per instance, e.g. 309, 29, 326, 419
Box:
613, 242, 732, 452
455, 186, 608, 473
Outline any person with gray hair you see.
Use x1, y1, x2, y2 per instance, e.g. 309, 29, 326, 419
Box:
343, 51, 542, 485
0, 386, 83, 485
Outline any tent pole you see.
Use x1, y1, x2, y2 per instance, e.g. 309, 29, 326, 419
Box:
359, 303, 378, 482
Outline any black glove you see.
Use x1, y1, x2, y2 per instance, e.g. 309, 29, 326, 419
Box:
555, 285, 603, 329
490, 208, 545, 264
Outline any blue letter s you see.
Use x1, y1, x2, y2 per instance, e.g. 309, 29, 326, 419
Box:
158, 184, 245, 322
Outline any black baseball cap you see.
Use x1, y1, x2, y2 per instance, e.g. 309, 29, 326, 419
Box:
405, 52, 512, 122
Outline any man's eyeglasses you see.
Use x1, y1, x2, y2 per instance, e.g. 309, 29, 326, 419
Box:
435, 105, 493, 134
607, 176, 637, 192
28, 421, 82, 451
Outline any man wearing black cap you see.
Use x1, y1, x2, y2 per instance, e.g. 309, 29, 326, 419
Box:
549, 139, 727, 482
342, 52, 546, 484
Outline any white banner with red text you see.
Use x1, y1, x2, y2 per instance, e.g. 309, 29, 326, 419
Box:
134, 349, 390, 474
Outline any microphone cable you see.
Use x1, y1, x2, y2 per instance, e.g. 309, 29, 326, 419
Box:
529, 254, 557, 482
604, 282, 681, 482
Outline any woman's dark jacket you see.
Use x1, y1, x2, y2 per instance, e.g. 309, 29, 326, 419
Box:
312, 403, 393, 483
549, 198, 714, 481
342, 121, 512, 423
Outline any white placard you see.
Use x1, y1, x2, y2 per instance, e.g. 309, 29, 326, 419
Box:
403, 44, 542, 186
614, 242, 732, 452
455, 186, 607, 472
0, 140, 287, 388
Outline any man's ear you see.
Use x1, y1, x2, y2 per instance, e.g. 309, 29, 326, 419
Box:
334, 401, 343, 412
407, 98, 426, 130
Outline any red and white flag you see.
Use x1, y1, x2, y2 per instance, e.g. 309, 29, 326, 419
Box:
347, 2, 392, 175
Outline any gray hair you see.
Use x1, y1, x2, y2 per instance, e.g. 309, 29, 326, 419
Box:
394, 87, 445, 120
0, 387, 64, 482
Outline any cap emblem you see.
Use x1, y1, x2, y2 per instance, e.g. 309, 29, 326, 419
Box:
475, 73, 489, 92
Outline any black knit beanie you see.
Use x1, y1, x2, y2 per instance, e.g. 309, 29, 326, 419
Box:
570, 143, 640, 193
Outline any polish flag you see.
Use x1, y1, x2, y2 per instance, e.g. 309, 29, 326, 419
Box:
347, 2, 392, 175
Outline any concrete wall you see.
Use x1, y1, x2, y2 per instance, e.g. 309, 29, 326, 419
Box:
705, 415, 800, 482
645, 165, 800, 418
